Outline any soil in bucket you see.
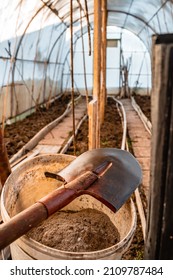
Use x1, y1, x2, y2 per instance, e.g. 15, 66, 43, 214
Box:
27, 208, 120, 252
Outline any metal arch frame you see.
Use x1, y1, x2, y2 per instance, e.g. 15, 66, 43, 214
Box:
60, 26, 91, 74
61, 35, 79, 93
58, 0, 93, 30
72, 11, 152, 52
7, 3, 47, 118
40, 0, 92, 98
12, 0, 80, 62
10, 3, 53, 100
107, 9, 157, 34
121, 0, 135, 30
11, 0, 172, 61
40, 1, 90, 82
8, 1, 72, 115
70, 9, 155, 50
10, 12, 152, 92
40, 0, 170, 40
11, 1, 156, 69
10, 1, 76, 105
9, 0, 168, 99
47, 0, 93, 61
137, 0, 170, 36
9, 0, 91, 103
46, 2, 167, 58
60, 28, 152, 96
40, 0, 69, 28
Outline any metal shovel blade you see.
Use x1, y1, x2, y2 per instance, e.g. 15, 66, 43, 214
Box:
58, 148, 142, 212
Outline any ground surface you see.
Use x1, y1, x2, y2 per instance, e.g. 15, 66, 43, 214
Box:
134, 95, 151, 122
3, 94, 151, 259
4, 94, 71, 158
67, 97, 123, 155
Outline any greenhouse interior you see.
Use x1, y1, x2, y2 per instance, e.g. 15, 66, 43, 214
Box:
0, 0, 173, 260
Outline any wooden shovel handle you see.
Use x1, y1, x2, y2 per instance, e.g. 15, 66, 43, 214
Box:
0, 171, 98, 250
0, 202, 47, 250
0, 128, 11, 190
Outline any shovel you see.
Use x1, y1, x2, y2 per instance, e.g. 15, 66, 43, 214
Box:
0, 148, 142, 250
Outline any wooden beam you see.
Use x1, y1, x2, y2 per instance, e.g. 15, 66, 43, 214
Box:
93, 0, 101, 100
70, 0, 76, 155
92, 0, 102, 148
144, 34, 173, 259
100, 0, 107, 124
88, 99, 97, 150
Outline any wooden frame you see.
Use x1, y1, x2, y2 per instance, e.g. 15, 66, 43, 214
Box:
145, 34, 173, 259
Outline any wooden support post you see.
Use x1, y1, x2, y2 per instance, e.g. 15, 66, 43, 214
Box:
88, 100, 97, 150
92, 0, 102, 148
70, 0, 76, 155
100, 0, 107, 124
144, 34, 173, 259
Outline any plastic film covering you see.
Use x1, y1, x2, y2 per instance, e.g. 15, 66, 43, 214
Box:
0, 0, 173, 121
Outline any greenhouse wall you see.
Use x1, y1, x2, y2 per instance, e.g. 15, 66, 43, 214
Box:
0, 24, 66, 121
62, 28, 151, 96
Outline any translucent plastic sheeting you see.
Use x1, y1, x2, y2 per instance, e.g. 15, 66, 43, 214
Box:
106, 0, 173, 50
0, 0, 169, 60
1, 1, 173, 52
65, 27, 151, 95
0, 0, 173, 121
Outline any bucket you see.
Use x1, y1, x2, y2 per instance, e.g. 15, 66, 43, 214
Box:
1, 154, 136, 260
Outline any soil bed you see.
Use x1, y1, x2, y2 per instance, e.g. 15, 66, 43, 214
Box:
4, 94, 71, 158
67, 97, 123, 155
134, 95, 151, 122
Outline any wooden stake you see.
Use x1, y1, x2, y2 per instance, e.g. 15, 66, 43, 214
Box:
79, 3, 89, 109
144, 34, 173, 259
84, 0, 92, 56
92, 0, 102, 148
100, 0, 107, 124
70, 0, 76, 155
88, 99, 97, 150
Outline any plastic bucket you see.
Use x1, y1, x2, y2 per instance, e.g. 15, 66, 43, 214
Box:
1, 154, 137, 260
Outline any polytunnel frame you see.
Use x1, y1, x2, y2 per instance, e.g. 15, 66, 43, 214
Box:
60, 27, 152, 97
43, 0, 92, 108
8, 0, 165, 108
136, 0, 171, 36
54, 0, 170, 93
9, 3, 68, 112
7, 0, 92, 114
0, 0, 165, 151
49, 0, 172, 50
55, 0, 166, 64
6, 0, 173, 79
1, 0, 159, 126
